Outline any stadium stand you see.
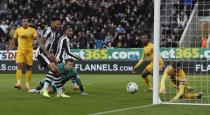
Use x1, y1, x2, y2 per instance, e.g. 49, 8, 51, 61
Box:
1, 0, 208, 49
0, 0, 155, 50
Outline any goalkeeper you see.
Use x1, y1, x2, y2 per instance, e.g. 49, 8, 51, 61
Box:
159, 62, 202, 101
31, 58, 87, 95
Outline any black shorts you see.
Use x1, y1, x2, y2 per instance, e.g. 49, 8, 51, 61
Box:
36, 53, 52, 68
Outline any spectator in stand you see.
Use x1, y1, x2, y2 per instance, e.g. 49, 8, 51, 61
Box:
1, 0, 155, 49
87, 34, 96, 49
201, 34, 208, 48
116, 24, 126, 34
114, 35, 126, 48
0, 19, 9, 35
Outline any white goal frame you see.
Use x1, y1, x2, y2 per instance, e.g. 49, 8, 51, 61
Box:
153, 0, 210, 106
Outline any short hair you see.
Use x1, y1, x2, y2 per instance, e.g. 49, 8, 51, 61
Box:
51, 17, 60, 22
171, 62, 181, 68
22, 16, 29, 20
142, 32, 149, 39
65, 58, 74, 64
63, 24, 72, 31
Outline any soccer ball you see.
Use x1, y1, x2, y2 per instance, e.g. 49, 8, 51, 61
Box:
126, 82, 138, 93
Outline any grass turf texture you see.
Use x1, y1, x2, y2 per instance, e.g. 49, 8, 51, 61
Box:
0, 74, 209, 115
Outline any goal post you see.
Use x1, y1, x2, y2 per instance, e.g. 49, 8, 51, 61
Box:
153, 0, 210, 105
153, 0, 161, 104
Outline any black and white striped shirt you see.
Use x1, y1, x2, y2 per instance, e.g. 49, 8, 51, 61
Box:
55, 35, 80, 63
36, 27, 56, 55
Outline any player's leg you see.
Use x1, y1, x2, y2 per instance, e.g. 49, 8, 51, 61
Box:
141, 63, 153, 91
25, 65, 32, 91
43, 63, 69, 97
47, 84, 57, 94
28, 79, 47, 93
15, 52, 24, 89
36, 54, 54, 97
183, 93, 201, 99
25, 52, 33, 91
159, 61, 166, 93
182, 86, 202, 99
36, 54, 67, 97
32, 79, 45, 91
42, 63, 58, 91
183, 89, 202, 99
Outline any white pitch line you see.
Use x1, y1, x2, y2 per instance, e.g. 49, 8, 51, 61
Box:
88, 104, 155, 115
84, 83, 94, 85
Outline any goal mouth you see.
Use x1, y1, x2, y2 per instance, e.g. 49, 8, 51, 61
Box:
153, 0, 210, 105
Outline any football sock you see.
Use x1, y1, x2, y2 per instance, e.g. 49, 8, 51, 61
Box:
26, 70, 32, 86
183, 94, 197, 99
43, 71, 54, 90
54, 77, 62, 94
143, 77, 152, 89
16, 69, 22, 84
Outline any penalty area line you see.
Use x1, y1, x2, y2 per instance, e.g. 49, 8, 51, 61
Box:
88, 104, 155, 115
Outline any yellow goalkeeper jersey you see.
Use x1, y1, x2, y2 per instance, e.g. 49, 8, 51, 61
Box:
165, 66, 187, 82
142, 42, 163, 64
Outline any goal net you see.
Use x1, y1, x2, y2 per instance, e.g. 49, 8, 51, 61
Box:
155, 0, 210, 105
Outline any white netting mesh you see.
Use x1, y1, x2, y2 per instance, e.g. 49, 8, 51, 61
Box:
159, 0, 210, 105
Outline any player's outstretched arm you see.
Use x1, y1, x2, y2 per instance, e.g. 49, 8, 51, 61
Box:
75, 77, 85, 93
132, 50, 145, 73
159, 72, 169, 94
132, 57, 144, 73
63, 38, 82, 61
170, 83, 185, 102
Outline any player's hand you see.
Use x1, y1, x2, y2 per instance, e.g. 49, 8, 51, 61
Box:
72, 84, 79, 90
7, 46, 11, 53
56, 57, 60, 63
77, 56, 83, 62
7, 48, 10, 53
46, 52, 56, 62
159, 88, 166, 94
169, 98, 177, 103
131, 67, 136, 74
78, 57, 83, 62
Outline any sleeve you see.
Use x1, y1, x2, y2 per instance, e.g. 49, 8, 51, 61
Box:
42, 27, 51, 38
173, 84, 185, 100
71, 68, 84, 92
63, 38, 81, 60
57, 64, 63, 73
134, 50, 145, 69
160, 70, 169, 91
74, 75, 84, 93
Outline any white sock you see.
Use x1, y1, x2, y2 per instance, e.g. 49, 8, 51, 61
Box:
43, 82, 50, 91
57, 87, 62, 94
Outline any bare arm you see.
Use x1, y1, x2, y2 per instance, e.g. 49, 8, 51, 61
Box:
38, 27, 52, 54
172, 84, 185, 100
38, 36, 56, 62
37, 35, 48, 54
134, 49, 145, 69
7, 39, 16, 52
63, 39, 82, 61
7, 29, 18, 52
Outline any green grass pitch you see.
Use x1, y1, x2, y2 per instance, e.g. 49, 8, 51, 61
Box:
0, 74, 209, 115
